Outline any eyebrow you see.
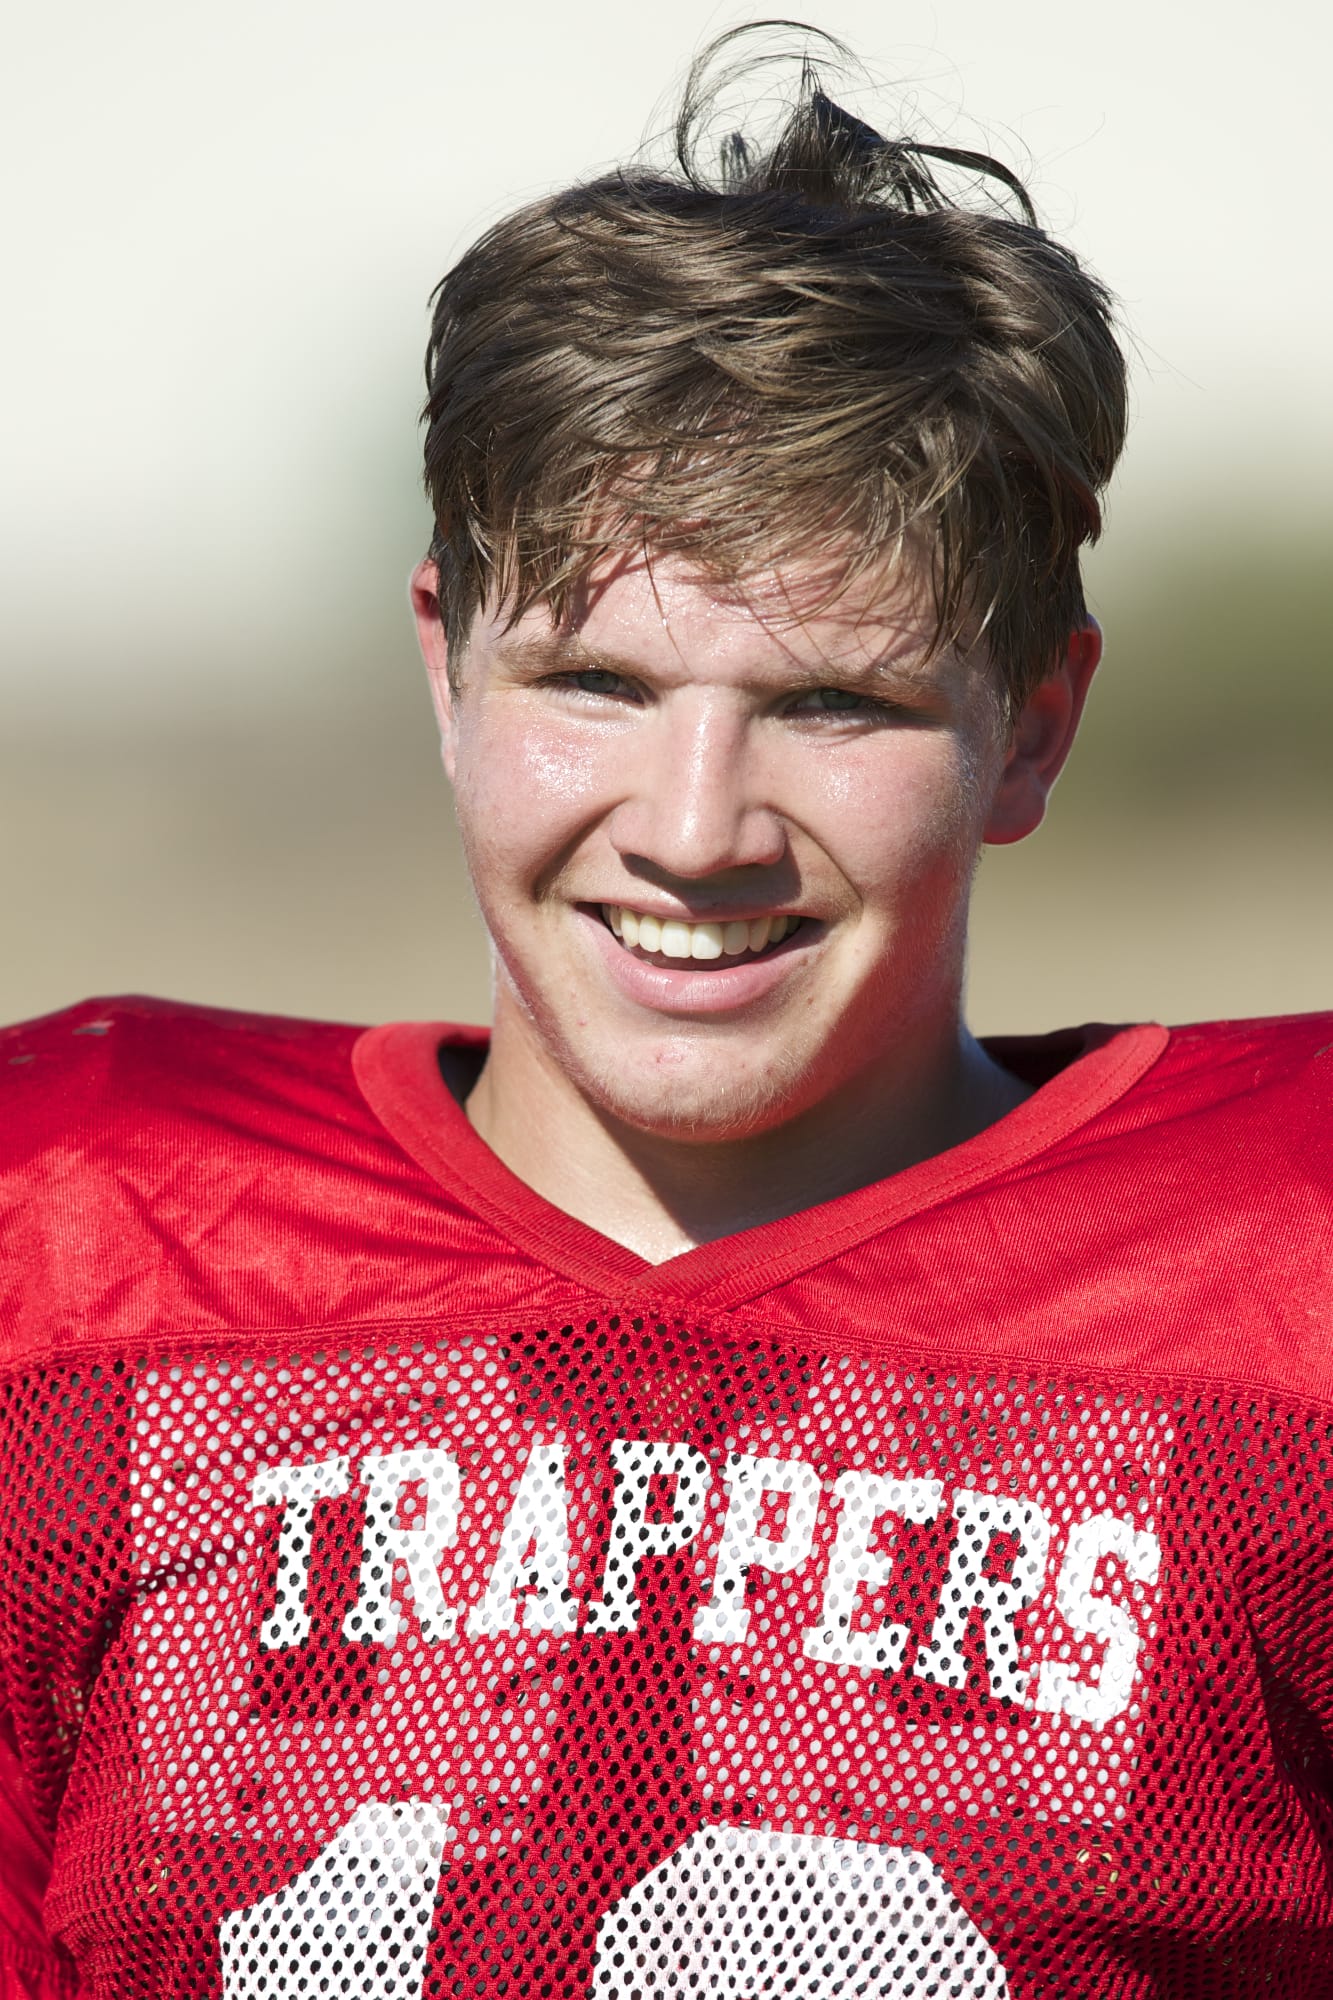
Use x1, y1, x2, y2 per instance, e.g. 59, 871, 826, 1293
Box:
491, 632, 618, 674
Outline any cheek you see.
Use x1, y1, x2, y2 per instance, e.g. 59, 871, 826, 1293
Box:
795, 736, 992, 895
450, 709, 613, 900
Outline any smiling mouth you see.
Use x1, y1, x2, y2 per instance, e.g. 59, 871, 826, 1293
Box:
600, 904, 805, 962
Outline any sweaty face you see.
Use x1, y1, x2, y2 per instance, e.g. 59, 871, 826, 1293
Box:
439, 551, 1012, 1143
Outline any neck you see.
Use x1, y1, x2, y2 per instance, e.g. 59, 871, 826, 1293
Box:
464, 1006, 1029, 1265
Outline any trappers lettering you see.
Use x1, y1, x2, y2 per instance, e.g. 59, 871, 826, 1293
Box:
128, 1347, 1172, 1839
246, 1437, 1159, 1726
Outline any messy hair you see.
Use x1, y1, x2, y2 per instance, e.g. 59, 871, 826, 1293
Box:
421, 22, 1128, 705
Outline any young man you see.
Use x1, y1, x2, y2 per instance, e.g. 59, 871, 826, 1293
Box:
2, 27, 1331, 2000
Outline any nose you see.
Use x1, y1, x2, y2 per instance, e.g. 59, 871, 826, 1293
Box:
608, 690, 787, 881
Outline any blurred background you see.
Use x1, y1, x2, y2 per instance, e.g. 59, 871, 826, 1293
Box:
3, 0, 1329, 1037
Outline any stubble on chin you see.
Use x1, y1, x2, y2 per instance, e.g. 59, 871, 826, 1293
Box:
575, 1029, 818, 1145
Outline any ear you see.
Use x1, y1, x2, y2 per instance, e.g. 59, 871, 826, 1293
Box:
982, 620, 1102, 846
410, 558, 459, 780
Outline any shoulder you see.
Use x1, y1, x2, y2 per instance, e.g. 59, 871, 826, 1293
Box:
1156, 1008, 1333, 1079
0, 996, 384, 1369
1055, 1011, 1333, 1399
771, 1013, 1333, 1405
1135, 1010, 1333, 1145
0, 993, 366, 1167
981, 1010, 1333, 1192
1054, 1011, 1333, 1246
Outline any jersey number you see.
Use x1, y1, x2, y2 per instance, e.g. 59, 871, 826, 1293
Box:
219, 1804, 1008, 1999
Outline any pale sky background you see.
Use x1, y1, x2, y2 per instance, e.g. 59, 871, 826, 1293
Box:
2, 0, 1329, 1032
3, 0, 1329, 720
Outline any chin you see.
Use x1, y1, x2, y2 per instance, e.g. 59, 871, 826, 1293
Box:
571, 1036, 827, 1145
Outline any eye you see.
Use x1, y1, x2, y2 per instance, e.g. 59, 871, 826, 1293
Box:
548, 667, 640, 702
787, 686, 890, 717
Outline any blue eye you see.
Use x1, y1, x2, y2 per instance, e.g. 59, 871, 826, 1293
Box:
552, 667, 641, 702
791, 686, 881, 714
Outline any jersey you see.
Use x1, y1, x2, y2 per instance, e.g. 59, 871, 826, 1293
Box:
2, 993, 1332, 2000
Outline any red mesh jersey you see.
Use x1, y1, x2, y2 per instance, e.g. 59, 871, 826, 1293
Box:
3, 995, 1333, 1999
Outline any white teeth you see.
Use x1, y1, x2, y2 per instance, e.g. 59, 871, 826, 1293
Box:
604, 906, 800, 961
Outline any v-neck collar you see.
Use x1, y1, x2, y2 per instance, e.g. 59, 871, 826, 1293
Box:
352, 1019, 1167, 1309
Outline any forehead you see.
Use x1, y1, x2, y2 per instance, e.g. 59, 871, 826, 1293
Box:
473, 545, 978, 692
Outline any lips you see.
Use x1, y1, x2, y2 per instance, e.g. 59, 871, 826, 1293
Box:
602, 904, 803, 962
582, 900, 815, 1017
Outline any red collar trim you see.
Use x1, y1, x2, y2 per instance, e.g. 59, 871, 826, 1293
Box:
353, 1020, 1168, 1307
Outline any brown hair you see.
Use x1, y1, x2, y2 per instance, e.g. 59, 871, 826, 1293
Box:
421, 23, 1128, 706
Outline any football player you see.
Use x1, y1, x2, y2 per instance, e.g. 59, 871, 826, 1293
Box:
3, 23, 1331, 2000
